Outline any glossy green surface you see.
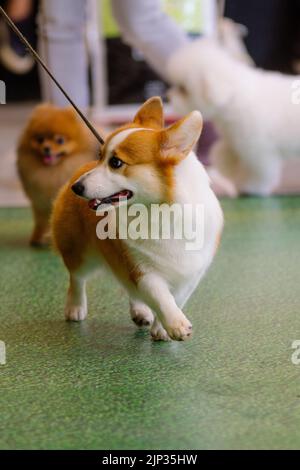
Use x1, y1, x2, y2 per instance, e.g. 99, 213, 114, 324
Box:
0, 198, 300, 450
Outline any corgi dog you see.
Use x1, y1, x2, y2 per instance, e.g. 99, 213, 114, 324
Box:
17, 104, 99, 246
52, 97, 223, 341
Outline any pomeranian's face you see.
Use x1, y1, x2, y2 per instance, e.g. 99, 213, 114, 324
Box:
30, 132, 78, 166
26, 105, 85, 166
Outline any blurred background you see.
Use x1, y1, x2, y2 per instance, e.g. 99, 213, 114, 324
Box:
1, 0, 300, 205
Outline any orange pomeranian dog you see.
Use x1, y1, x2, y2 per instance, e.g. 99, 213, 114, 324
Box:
52, 97, 223, 342
17, 103, 100, 246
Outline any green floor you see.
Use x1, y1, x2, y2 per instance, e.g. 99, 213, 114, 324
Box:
1, 198, 300, 450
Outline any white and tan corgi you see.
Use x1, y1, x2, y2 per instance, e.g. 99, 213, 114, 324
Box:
52, 97, 223, 342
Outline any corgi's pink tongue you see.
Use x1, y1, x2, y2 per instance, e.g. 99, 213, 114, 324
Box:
88, 199, 102, 210
88, 190, 133, 210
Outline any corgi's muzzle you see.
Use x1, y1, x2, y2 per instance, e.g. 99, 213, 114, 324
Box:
71, 181, 133, 211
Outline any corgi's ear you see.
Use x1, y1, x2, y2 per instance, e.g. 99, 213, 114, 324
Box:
161, 111, 203, 159
133, 96, 164, 129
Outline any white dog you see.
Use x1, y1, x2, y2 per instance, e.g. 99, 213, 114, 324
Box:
216, 18, 254, 67
168, 38, 300, 196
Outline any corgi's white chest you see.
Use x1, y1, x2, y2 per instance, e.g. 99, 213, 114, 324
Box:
126, 237, 201, 281
122, 153, 223, 288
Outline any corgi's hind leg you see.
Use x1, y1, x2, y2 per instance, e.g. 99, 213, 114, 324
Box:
65, 272, 88, 322
64, 256, 102, 322
129, 300, 154, 327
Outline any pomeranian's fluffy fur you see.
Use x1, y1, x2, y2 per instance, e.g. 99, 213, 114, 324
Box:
17, 104, 99, 246
168, 38, 300, 196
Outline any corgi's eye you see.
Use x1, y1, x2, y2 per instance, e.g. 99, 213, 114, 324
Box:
109, 155, 124, 169
55, 135, 65, 145
36, 136, 44, 144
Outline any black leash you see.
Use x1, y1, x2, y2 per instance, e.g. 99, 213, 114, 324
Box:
0, 6, 105, 146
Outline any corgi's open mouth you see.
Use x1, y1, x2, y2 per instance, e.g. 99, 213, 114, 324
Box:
88, 190, 134, 211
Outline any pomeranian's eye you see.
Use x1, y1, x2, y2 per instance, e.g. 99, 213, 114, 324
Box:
109, 155, 124, 169
36, 135, 44, 144
55, 135, 65, 145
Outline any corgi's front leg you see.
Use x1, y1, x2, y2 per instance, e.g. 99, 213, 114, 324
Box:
65, 273, 88, 322
150, 317, 171, 342
138, 274, 192, 341
129, 300, 154, 327
129, 299, 169, 340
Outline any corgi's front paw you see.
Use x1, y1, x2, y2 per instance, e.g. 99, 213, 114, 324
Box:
65, 305, 87, 322
165, 315, 192, 341
151, 319, 170, 342
130, 301, 154, 327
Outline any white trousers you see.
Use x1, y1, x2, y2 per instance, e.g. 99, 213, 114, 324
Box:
37, 0, 189, 107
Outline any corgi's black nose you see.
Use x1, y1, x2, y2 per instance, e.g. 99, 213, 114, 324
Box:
71, 181, 85, 196
43, 146, 51, 155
